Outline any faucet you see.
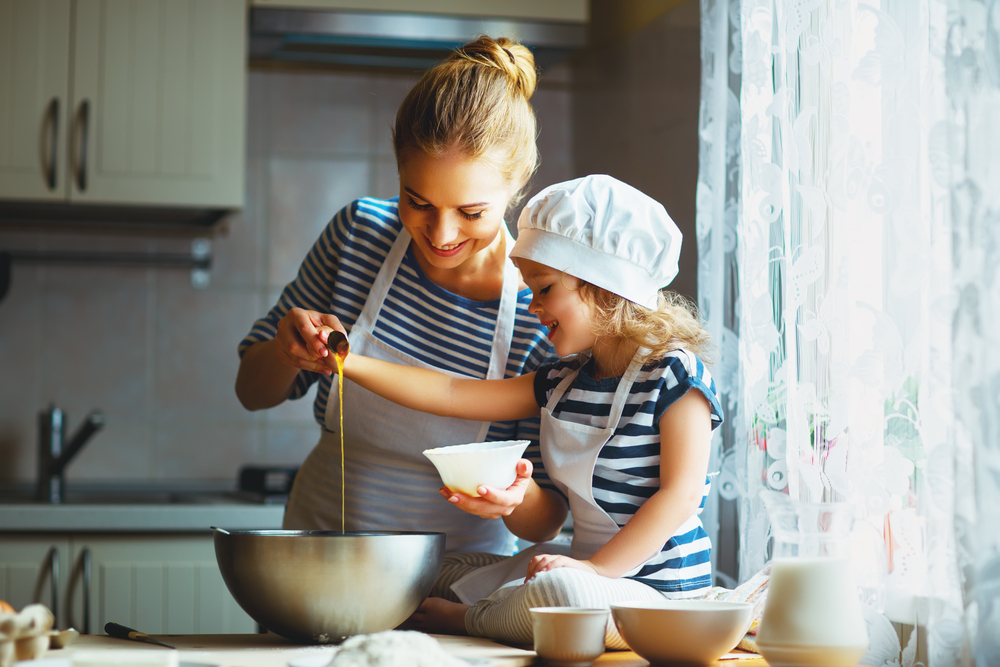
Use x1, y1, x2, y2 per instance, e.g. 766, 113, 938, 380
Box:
37, 405, 105, 503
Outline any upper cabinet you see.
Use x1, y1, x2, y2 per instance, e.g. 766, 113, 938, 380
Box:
0, 0, 246, 209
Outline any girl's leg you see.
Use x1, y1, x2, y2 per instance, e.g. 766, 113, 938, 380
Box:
464, 568, 671, 649
401, 552, 510, 635
429, 552, 509, 602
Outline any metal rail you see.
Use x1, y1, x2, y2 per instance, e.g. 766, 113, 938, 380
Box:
0, 242, 213, 302
4, 249, 210, 269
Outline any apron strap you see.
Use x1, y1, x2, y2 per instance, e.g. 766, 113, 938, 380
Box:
350, 228, 411, 340
544, 348, 648, 429
485, 225, 517, 381
607, 349, 647, 426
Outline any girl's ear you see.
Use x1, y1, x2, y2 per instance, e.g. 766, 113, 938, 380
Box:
559, 271, 583, 292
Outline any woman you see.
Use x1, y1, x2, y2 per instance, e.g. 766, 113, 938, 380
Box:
234, 37, 564, 582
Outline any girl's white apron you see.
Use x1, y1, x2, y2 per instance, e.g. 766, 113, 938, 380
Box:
283, 227, 520, 555
451, 350, 648, 604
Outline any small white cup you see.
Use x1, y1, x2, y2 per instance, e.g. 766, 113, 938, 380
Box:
529, 607, 609, 667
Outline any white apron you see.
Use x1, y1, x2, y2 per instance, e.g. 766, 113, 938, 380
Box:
451, 349, 647, 604
283, 226, 520, 555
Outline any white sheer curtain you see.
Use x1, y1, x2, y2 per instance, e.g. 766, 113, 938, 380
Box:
696, 1, 1000, 665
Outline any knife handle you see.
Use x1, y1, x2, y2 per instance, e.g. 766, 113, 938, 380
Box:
105, 621, 145, 640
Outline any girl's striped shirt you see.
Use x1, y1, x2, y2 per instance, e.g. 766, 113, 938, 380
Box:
239, 197, 558, 489
533, 348, 723, 595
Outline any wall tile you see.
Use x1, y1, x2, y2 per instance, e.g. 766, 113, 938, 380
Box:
152, 276, 262, 427
268, 71, 377, 157
151, 422, 259, 481
208, 157, 267, 289
372, 156, 399, 201
372, 74, 420, 158
267, 157, 370, 289
65, 421, 152, 481
0, 262, 43, 480
39, 275, 150, 425
246, 71, 270, 159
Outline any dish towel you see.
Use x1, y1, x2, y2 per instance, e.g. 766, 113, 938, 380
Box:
696, 566, 771, 653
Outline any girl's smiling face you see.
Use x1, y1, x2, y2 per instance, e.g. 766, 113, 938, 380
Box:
518, 259, 599, 357
397, 148, 514, 274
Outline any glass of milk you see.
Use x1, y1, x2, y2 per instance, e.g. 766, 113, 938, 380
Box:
755, 490, 869, 667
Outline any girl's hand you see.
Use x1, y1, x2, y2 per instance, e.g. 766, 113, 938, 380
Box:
274, 307, 346, 376
440, 459, 533, 519
526, 554, 599, 580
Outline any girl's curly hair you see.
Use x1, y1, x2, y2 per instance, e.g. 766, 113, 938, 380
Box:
576, 282, 712, 365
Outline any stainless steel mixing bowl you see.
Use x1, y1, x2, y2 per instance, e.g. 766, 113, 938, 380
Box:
213, 529, 446, 643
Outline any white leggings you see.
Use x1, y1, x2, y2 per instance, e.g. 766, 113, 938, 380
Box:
430, 553, 672, 649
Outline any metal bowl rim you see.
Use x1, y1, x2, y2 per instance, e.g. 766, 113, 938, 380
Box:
213, 529, 446, 537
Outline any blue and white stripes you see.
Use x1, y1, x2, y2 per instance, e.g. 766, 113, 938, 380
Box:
533, 348, 723, 594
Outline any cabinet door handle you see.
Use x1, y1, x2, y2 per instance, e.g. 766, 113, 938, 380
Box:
46, 98, 59, 191
67, 546, 93, 635
45, 546, 59, 627
81, 547, 91, 635
75, 100, 90, 192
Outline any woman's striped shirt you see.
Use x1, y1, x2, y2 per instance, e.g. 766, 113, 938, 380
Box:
239, 197, 558, 488
532, 348, 723, 595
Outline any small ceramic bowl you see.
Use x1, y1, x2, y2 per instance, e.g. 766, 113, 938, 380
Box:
611, 600, 752, 666
422, 440, 530, 497
530, 607, 609, 667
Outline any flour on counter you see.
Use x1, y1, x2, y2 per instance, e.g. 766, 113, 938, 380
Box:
328, 631, 470, 667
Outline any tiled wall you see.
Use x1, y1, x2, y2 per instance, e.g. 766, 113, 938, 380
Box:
0, 63, 574, 485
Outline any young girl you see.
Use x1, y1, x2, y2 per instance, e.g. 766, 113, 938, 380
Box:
334, 175, 723, 648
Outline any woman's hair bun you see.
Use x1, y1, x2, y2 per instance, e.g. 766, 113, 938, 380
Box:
452, 35, 538, 99
393, 34, 540, 203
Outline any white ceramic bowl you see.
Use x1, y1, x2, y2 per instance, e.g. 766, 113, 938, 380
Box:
530, 607, 609, 667
611, 600, 752, 666
422, 440, 530, 497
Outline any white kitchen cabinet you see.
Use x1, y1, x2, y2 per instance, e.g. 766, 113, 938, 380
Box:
0, 533, 255, 634
0, 0, 246, 208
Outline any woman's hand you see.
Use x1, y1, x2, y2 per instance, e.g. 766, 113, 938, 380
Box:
274, 308, 346, 376
440, 459, 533, 519
526, 554, 599, 580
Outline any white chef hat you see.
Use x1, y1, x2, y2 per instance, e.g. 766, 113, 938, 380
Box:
510, 175, 682, 310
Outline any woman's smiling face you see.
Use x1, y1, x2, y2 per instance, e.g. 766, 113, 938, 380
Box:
397, 148, 514, 273
518, 259, 599, 357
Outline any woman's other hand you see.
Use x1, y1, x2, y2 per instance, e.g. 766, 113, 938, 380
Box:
440, 459, 533, 519
526, 554, 599, 580
274, 308, 345, 376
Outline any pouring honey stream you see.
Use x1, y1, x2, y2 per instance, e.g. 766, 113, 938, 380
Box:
325, 328, 350, 534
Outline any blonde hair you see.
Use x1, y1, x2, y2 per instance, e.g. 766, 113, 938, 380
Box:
576, 282, 713, 364
392, 36, 539, 206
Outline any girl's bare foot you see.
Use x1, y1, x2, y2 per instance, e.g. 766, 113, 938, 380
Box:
400, 597, 469, 635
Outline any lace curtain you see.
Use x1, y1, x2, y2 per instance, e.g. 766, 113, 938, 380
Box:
696, 1, 1000, 665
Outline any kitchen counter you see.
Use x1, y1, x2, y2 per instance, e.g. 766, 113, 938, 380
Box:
0, 485, 285, 532
51, 633, 537, 666
44, 633, 770, 666
0, 501, 285, 532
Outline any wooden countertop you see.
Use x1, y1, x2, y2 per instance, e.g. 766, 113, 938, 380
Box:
48, 633, 769, 666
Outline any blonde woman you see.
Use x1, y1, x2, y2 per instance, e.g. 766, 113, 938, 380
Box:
235, 37, 561, 583
337, 175, 723, 648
